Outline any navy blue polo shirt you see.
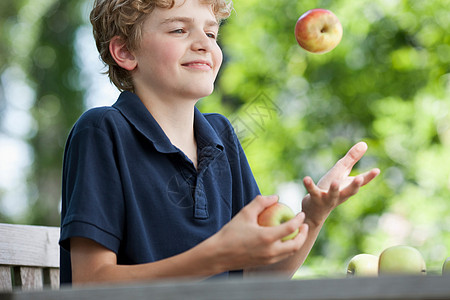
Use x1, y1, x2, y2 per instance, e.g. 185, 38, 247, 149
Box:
59, 91, 260, 284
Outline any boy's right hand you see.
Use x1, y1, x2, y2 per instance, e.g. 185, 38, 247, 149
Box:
210, 195, 309, 272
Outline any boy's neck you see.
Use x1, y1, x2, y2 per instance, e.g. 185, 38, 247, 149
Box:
137, 92, 198, 169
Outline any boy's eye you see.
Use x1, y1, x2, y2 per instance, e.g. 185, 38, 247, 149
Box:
171, 29, 185, 34
206, 32, 217, 39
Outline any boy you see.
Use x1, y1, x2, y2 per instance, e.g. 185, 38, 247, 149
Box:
59, 0, 379, 285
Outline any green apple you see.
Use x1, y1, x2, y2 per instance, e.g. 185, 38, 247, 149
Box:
258, 202, 298, 241
442, 257, 450, 275
347, 254, 379, 277
295, 8, 343, 54
378, 245, 426, 276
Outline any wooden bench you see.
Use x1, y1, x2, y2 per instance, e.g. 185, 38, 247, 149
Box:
0, 223, 60, 291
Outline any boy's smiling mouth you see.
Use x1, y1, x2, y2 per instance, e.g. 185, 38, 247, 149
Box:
181, 60, 212, 70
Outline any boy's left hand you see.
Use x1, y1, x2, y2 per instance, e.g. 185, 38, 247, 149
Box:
301, 142, 380, 226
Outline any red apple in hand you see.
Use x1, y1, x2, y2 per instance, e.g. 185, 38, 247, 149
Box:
295, 8, 343, 54
258, 202, 298, 241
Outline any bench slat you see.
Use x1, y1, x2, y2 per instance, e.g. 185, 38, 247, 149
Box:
48, 268, 59, 290
0, 223, 60, 268
16, 267, 44, 291
0, 266, 12, 291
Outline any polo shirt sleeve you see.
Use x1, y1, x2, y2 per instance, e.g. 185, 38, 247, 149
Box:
60, 114, 125, 255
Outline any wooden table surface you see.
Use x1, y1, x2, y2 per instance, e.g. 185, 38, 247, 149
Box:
1, 275, 450, 300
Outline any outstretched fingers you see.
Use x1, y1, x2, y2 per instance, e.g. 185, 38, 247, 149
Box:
335, 142, 368, 173
343, 142, 368, 166
338, 168, 380, 198
328, 180, 340, 199
338, 168, 380, 199
303, 176, 321, 198
338, 175, 364, 199
359, 168, 381, 186
304, 176, 338, 198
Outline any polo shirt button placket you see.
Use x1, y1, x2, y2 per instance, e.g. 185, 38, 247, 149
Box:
193, 178, 208, 219
192, 146, 221, 220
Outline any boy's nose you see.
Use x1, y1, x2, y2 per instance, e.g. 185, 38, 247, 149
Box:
191, 32, 212, 52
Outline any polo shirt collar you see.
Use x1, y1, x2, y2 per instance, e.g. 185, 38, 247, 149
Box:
113, 91, 177, 153
194, 108, 224, 152
113, 91, 224, 154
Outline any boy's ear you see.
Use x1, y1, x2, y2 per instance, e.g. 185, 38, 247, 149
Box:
109, 36, 137, 71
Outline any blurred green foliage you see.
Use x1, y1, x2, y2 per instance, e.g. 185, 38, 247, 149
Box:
1, 0, 450, 277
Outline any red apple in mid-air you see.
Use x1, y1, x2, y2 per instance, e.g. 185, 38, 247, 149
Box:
258, 202, 298, 241
295, 8, 343, 54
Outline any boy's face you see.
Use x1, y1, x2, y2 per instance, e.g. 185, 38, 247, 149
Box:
131, 0, 223, 102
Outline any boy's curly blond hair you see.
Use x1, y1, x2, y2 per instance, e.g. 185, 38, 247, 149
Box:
90, 0, 232, 92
